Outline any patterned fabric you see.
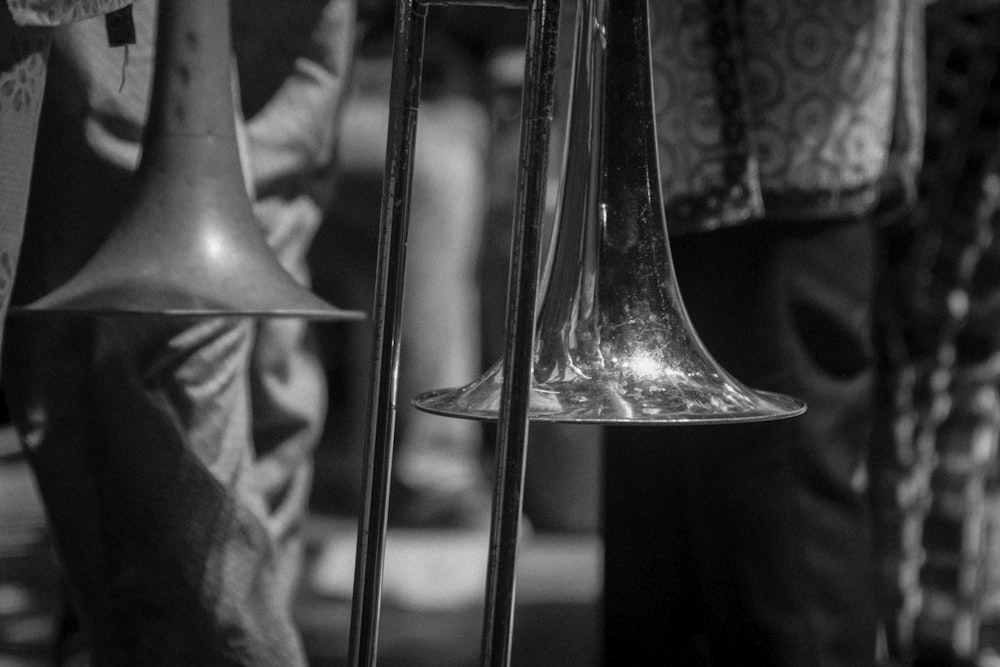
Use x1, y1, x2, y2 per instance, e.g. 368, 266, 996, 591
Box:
6, 0, 132, 27
0, 6, 49, 368
650, 0, 925, 234
0, 0, 133, 366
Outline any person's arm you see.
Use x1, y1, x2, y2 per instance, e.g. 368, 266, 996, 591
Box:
238, 0, 357, 194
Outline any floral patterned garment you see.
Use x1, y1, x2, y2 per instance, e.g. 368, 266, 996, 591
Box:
0, 0, 131, 356
650, 0, 926, 234
7, 0, 131, 27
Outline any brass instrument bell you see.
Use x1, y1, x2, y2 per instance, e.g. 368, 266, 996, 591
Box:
16, 0, 363, 320
413, 0, 804, 423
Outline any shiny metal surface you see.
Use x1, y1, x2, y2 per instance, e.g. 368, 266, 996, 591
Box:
349, 0, 427, 664
414, 0, 805, 423
478, 1, 561, 664
15, 0, 363, 320
346, 0, 557, 664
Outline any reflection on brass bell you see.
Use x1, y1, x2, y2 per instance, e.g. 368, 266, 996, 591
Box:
414, 0, 803, 423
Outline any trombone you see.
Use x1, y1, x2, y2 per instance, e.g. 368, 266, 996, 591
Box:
352, 0, 804, 665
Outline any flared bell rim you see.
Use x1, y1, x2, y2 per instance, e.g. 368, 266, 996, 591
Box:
413, 382, 806, 425
9, 305, 365, 320
9, 277, 366, 321
8, 164, 367, 322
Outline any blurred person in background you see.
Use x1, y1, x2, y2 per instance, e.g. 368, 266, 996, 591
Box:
312, 0, 496, 530
313, 0, 602, 536
869, 2, 1000, 664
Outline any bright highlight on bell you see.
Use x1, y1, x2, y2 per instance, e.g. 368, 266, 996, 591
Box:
413, 0, 805, 425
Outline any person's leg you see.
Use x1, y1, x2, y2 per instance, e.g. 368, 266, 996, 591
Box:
4, 315, 308, 667
605, 220, 879, 665
390, 94, 493, 526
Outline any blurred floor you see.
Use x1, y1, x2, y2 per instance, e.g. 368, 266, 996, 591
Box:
0, 452, 601, 666
0, 430, 58, 667
298, 517, 602, 666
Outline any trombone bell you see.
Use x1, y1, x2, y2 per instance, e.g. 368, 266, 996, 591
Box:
15, 0, 363, 321
413, 0, 804, 423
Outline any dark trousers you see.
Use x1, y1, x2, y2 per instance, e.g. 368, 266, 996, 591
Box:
604, 219, 879, 666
